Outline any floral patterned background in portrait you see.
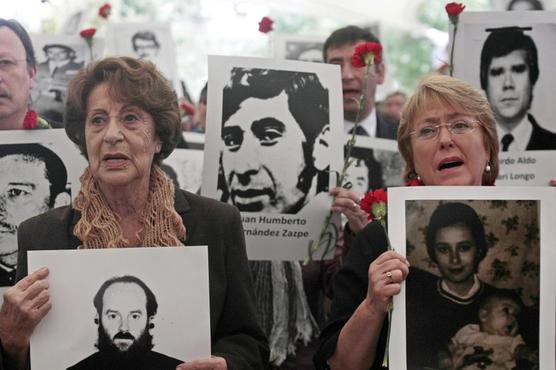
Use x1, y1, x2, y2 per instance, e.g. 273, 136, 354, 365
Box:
405, 199, 540, 307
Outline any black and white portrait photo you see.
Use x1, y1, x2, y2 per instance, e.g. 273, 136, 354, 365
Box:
0, 143, 69, 287
31, 35, 89, 128
273, 35, 325, 63
480, 27, 556, 151
0, 130, 87, 290
66, 275, 182, 370
28, 246, 211, 370
161, 148, 204, 193
454, 13, 556, 150
453, 11, 556, 185
202, 56, 343, 260
345, 136, 404, 193
388, 186, 556, 370
105, 23, 178, 86
218, 67, 330, 214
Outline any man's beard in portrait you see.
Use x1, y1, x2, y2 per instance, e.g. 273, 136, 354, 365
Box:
96, 325, 154, 367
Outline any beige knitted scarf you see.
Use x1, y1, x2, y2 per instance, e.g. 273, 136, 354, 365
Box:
73, 165, 186, 248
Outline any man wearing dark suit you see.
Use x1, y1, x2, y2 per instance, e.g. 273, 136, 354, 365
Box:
480, 27, 556, 151
323, 25, 397, 140
66, 275, 181, 370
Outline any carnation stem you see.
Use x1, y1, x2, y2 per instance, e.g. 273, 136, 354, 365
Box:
449, 22, 458, 77
307, 58, 374, 262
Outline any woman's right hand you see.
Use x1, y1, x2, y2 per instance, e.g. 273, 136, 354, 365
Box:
365, 251, 409, 314
0, 267, 51, 354
330, 187, 369, 233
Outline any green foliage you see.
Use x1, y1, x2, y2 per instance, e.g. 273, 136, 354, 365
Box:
382, 29, 435, 94
416, 0, 492, 31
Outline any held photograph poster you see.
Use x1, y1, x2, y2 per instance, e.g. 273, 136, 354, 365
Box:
202, 55, 343, 260
0, 130, 87, 292
161, 148, 204, 194
28, 246, 210, 370
388, 186, 556, 370
104, 22, 178, 88
452, 11, 556, 185
272, 34, 325, 63
347, 135, 405, 192
30, 34, 103, 128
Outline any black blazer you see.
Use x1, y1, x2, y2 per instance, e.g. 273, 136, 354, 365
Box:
376, 113, 398, 140
526, 114, 556, 150
6, 190, 269, 370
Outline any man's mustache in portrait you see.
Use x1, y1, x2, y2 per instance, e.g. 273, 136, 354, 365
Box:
0, 220, 17, 235
96, 325, 154, 363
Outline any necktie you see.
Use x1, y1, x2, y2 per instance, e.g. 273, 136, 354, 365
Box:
501, 134, 514, 152
349, 125, 367, 136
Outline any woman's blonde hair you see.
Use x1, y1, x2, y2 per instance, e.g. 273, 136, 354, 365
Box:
397, 74, 499, 185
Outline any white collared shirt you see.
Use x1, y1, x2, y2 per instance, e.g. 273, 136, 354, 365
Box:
496, 115, 533, 152
344, 109, 377, 137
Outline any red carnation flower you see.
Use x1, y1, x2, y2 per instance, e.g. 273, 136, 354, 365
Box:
98, 3, 112, 19
445, 2, 465, 17
405, 178, 424, 187
80, 28, 97, 39
180, 101, 196, 116
359, 188, 387, 222
351, 42, 382, 68
258, 16, 274, 33
22, 110, 38, 130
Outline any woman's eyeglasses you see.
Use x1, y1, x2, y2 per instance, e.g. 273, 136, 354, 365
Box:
409, 120, 481, 141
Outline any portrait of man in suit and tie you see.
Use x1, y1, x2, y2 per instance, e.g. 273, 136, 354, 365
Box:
480, 26, 556, 151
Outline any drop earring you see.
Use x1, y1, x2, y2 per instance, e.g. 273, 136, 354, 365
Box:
485, 162, 491, 173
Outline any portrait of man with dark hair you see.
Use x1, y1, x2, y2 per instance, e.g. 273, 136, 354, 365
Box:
285, 41, 324, 63
0, 143, 69, 286
34, 42, 84, 127
218, 67, 330, 214
131, 31, 161, 60
480, 26, 556, 151
67, 275, 182, 370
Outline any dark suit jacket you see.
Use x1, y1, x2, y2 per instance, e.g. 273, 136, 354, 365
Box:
375, 112, 398, 140
2, 190, 268, 370
66, 350, 182, 370
0, 268, 15, 287
526, 114, 556, 150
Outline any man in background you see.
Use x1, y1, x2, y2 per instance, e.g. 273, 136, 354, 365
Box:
0, 19, 37, 130
323, 25, 397, 139
382, 90, 407, 123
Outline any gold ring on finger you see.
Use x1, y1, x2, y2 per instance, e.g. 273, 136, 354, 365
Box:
386, 271, 393, 282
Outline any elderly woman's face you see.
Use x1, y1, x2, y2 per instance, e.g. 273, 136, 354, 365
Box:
85, 83, 161, 188
433, 224, 478, 285
410, 101, 488, 186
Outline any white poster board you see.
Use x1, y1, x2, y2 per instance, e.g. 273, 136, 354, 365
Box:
28, 246, 210, 370
30, 34, 103, 128
453, 11, 556, 185
0, 130, 86, 293
202, 55, 343, 260
389, 186, 555, 370
104, 22, 178, 87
